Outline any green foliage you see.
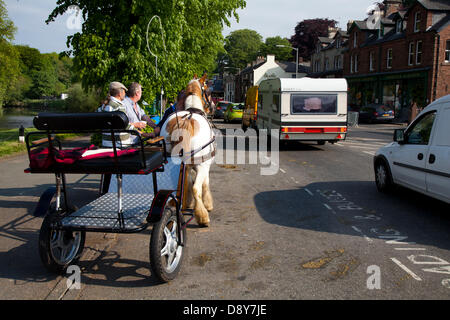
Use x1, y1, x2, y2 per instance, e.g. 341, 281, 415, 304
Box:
0, 0, 19, 107
65, 83, 103, 113
5, 45, 76, 104
46, 0, 246, 104
0, 0, 15, 42
260, 36, 293, 61
224, 29, 263, 70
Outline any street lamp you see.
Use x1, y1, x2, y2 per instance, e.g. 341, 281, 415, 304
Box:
276, 45, 299, 78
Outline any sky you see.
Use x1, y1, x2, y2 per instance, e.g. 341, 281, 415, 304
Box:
5, 0, 378, 54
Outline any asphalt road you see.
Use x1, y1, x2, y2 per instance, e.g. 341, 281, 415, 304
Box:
0, 120, 449, 302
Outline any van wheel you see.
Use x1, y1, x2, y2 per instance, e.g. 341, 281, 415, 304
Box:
375, 160, 394, 193
317, 141, 326, 145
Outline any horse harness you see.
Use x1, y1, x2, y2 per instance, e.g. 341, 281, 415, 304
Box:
175, 108, 216, 164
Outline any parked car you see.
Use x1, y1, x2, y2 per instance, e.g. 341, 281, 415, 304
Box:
224, 103, 244, 123
214, 101, 230, 119
373, 94, 450, 204
358, 103, 395, 123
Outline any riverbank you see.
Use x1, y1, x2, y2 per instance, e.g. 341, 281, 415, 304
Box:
0, 128, 81, 158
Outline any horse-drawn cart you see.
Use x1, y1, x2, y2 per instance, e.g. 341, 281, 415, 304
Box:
25, 111, 195, 282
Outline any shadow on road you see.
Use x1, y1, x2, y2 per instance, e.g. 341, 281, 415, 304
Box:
0, 177, 102, 288
254, 180, 450, 251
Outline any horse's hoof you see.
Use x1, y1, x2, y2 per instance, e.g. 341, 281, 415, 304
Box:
198, 222, 209, 228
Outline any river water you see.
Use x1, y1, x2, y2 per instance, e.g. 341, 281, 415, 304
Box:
0, 109, 38, 129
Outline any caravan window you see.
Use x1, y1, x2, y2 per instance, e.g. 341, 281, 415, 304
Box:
291, 94, 338, 114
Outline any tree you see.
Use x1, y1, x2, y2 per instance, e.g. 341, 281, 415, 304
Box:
46, 0, 246, 104
0, 0, 19, 107
260, 36, 293, 62
290, 18, 337, 61
224, 29, 263, 70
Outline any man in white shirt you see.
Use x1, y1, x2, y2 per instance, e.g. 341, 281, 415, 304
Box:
122, 82, 157, 131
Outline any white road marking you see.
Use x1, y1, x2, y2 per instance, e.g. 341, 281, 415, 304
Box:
323, 203, 332, 210
280, 168, 286, 174
395, 248, 427, 251
390, 258, 422, 281
363, 151, 376, 156
304, 188, 314, 196
351, 226, 373, 243
344, 142, 387, 147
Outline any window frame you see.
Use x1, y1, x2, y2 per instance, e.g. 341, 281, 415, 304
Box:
445, 40, 450, 62
396, 19, 403, 33
290, 94, 338, 115
416, 40, 422, 65
408, 42, 415, 66
405, 111, 436, 145
370, 51, 375, 71
414, 11, 421, 33
387, 48, 393, 69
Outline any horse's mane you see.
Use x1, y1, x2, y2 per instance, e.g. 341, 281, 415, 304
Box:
184, 74, 208, 112
185, 80, 203, 99
166, 113, 200, 153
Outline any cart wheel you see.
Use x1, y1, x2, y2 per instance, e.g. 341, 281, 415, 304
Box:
150, 205, 186, 282
39, 212, 85, 274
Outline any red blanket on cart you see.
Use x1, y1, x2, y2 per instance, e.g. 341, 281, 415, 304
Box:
30, 145, 139, 170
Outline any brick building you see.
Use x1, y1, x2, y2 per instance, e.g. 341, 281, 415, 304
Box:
343, 0, 450, 120
310, 28, 349, 78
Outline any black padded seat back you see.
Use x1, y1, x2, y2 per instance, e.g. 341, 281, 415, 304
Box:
33, 111, 129, 131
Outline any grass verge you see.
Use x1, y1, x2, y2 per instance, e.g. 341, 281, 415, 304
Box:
0, 128, 80, 158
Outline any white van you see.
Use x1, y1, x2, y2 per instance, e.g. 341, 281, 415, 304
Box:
256, 78, 348, 144
374, 94, 450, 204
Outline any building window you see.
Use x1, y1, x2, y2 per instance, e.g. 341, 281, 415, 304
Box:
370, 52, 375, 71
396, 19, 403, 33
387, 48, 393, 69
324, 58, 329, 71
314, 60, 320, 72
379, 25, 384, 39
416, 41, 422, 65
336, 38, 341, 49
354, 55, 358, 73
445, 40, 450, 62
354, 32, 358, 48
350, 55, 354, 73
414, 12, 421, 32
408, 42, 415, 65
334, 56, 340, 69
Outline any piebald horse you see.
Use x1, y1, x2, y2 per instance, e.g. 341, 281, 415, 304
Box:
160, 74, 215, 227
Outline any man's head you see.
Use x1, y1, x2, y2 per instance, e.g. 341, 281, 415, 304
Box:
128, 82, 142, 102
109, 82, 127, 101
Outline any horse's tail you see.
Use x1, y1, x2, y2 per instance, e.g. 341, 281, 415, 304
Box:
166, 115, 200, 154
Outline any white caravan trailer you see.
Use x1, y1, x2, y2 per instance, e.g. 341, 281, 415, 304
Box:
256, 78, 348, 144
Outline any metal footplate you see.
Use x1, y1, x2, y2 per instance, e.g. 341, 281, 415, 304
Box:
60, 193, 154, 233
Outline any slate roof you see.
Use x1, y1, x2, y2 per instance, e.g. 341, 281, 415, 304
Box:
276, 61, 311, 74
417, 0, 450, 11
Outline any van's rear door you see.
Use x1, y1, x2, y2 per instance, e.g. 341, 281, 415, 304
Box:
425, 104, 450, 203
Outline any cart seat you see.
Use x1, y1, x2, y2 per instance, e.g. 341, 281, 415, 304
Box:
27, 112, 166, 174
27, 149, 164, 174
33, 111, 129, 131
